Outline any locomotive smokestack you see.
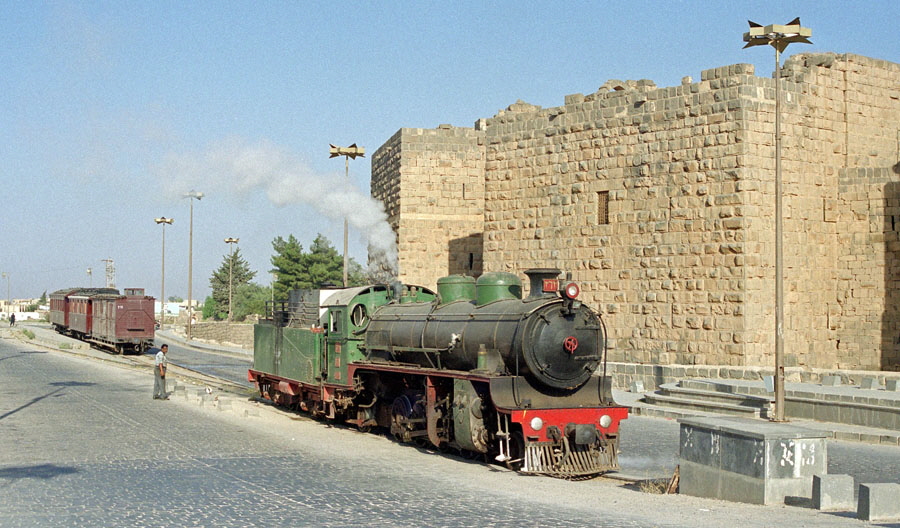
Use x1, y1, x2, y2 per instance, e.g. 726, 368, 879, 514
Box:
524, 268, 562, 299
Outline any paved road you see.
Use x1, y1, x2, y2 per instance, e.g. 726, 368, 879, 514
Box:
1, 335, 888, 527
146, 337, 253, 388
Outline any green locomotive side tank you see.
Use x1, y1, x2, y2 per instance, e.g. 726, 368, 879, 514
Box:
365, 270, 603, 391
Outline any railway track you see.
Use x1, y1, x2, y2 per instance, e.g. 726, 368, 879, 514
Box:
5, 324, 256, 397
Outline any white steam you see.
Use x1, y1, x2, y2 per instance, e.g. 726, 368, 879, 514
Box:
160, 138, 397, 277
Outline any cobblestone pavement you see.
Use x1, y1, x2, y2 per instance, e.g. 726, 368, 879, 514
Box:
2, 336, 887, 527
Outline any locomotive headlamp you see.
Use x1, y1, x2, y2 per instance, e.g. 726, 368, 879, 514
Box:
530, 416, 544, 432
563, 282, 580, 300
599, 414, 612, 429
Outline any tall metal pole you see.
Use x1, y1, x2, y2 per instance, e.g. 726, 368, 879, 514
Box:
743, 18, 811, 422
155, 217, 173, 330
224, 237, 239, 321
229, 244, 234, 321
773, 48, 785, 422
329, 144, 365, 288
188, 198, 194, 339
343, 155, 349, 288
184, 191, 203, 339
1, 273, 8, 317
162, 224, 167, 330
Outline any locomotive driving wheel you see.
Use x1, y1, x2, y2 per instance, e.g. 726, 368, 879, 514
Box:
390, 395, 413, 443
505, 431, 525, 471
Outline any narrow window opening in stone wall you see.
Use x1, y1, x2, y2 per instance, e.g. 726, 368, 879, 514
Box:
598, 191, 609, 225
468, 253, 474, 270
463, 183, 467, 199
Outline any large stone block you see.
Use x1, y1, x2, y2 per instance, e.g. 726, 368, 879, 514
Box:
812, 474, 855, 511
858, 483, 900, 521
678, 417, 828, 505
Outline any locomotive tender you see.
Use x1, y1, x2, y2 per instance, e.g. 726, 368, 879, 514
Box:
50, 287, 156, 354
249, 269, 628, 478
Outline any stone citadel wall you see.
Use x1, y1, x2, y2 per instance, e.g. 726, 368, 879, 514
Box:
371, 53, 900, 372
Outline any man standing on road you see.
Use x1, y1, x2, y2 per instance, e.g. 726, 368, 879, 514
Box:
9, 313, 14, 327
153, 344, 168, 399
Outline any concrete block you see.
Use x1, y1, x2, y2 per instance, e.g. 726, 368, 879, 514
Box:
821, 375, 841, 386
678, 417, 828, 505
763, 375, 774, 393
858, 483, 900, 521
630, 380, 645, 393
812, 474, 854, 511
886, 380, 900, 391
861, 378, 882, 390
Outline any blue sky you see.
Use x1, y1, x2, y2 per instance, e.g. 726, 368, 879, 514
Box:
1, 1, 898, 301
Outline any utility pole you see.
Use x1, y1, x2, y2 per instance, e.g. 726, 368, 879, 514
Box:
155, 217, 174, 329
329, 143, 365, 287
184, 191, 203, 340
743, 18, 812, 422
224, 237, 239, 321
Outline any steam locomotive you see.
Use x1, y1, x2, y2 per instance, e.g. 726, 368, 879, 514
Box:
248, 269, 627, 478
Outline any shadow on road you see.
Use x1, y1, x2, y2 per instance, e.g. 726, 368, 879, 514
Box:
0, 463, 79, 482
0, 382, 96, 421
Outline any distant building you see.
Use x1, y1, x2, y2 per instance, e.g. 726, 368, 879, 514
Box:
371, 53, 900, 372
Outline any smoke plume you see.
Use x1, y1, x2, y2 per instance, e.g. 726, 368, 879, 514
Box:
160, 138, 398, 277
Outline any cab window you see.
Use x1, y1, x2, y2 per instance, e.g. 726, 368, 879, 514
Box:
329, 310, 342, 334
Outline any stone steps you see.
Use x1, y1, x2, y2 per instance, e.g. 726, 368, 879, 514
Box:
639, 378, 900, 432
640, 381, 772, 419
642, 392, 767, 419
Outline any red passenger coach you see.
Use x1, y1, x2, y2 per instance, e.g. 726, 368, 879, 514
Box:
50, 287, 155, 354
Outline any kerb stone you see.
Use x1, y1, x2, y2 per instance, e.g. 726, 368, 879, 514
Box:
858, 483, 900, 521
812, 474, 854, 511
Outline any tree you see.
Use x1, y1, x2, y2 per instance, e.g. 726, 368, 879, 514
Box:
270, 234, 305, 301
39, 291, 47, 304
209, 248, 256, 320
201, 295, 216, 320
168, 295, 183, 303
270, 233, 365, 300
233, 283, 271, 321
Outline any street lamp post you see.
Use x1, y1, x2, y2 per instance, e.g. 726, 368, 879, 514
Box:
224, 237, 239, 321
184, 190, 204, 339
86, 268, 92, 287
743, 18, 812, 422
1, 272, 8, 318
329, 143, 365, 287
155, 217, 174, 330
